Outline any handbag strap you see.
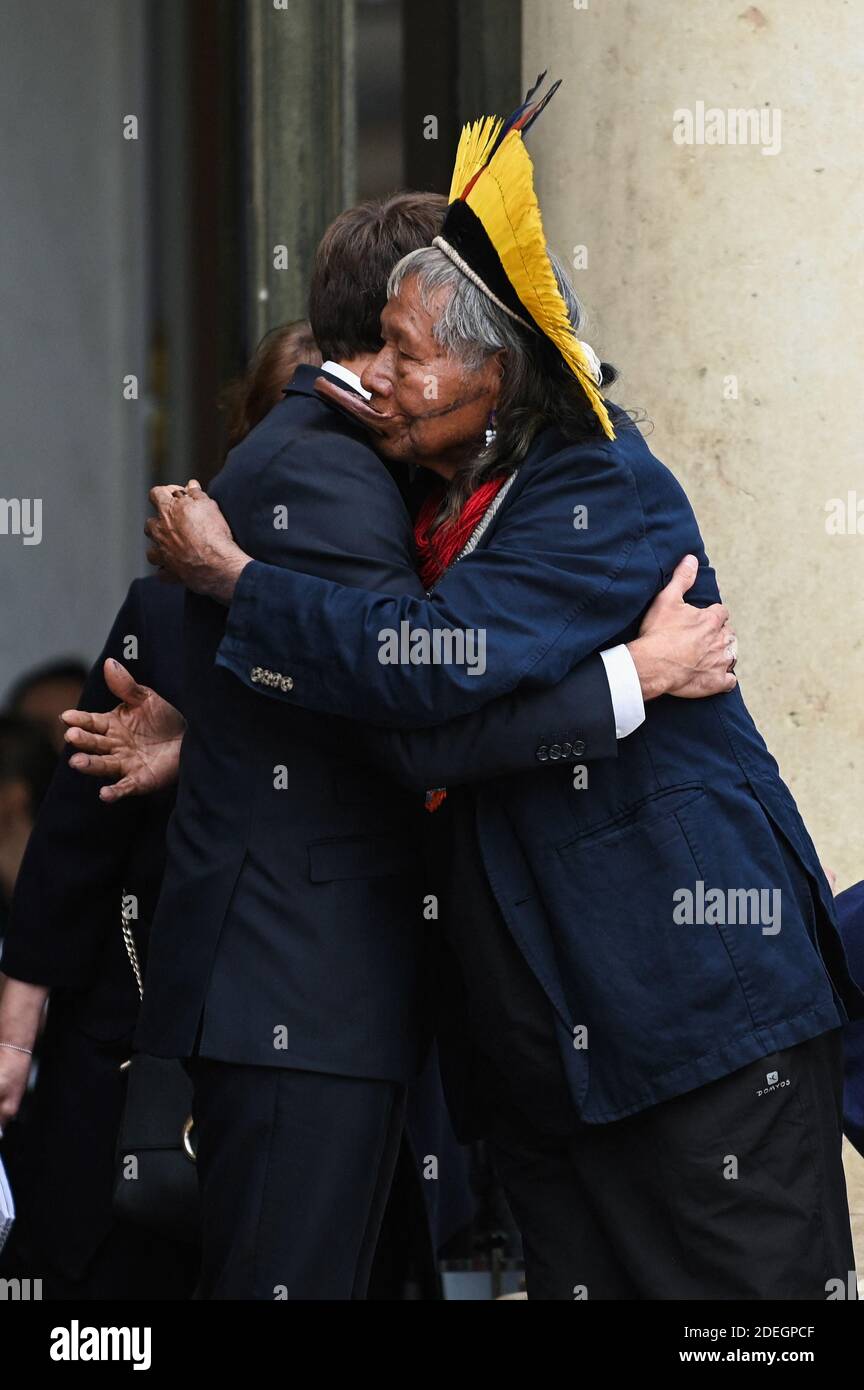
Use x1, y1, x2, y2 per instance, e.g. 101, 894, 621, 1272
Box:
118, 895, 197, 1161
121, 894, 144, 1002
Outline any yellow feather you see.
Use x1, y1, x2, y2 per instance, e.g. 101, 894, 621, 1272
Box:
448, 115, 503, 203
464, 130, 615, 439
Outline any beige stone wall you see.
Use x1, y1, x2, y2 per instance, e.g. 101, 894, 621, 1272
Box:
523, 0, 864, 889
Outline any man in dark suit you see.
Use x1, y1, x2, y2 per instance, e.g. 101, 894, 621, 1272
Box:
63, 194, 735, 1300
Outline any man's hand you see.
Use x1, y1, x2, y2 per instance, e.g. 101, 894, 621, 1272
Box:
145, 479, 251, 605
628, 555, 738, 701
61, 660, 186, 802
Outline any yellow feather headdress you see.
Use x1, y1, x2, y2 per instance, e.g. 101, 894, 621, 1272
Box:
433, 74, 615, 440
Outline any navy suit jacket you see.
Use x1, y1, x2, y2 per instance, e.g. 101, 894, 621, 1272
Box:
835, 881, 864, 1158
216, 403, 864, 1121
137, 367, 619, 1080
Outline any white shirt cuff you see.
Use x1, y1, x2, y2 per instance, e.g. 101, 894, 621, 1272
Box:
600, 644, 645, 740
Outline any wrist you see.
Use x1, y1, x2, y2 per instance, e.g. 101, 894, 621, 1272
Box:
208, 551, 251, 607
0, 975, 49, 1048
627, 636, 668, 702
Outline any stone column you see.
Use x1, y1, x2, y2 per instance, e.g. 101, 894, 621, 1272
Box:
523, 0, 864, 888
245, 0, 356, 347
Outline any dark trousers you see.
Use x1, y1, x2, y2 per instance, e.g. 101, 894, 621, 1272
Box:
187, 1057, 406, 1300
489, 1029, 856, 1300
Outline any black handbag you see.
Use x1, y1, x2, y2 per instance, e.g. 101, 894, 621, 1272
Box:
112, 899, 201, 1245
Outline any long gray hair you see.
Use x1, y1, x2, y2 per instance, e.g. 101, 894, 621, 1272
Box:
387, 245, 620, 530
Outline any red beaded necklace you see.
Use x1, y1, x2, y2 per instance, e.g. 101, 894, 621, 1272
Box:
413, 475, 510, 593
413, 473, 511, 812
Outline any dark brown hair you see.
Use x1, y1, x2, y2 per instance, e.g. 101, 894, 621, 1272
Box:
308, 192, 447, 361
221, 320, 322, 449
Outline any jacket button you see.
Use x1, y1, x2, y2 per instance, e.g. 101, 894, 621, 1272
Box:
561, 741, 573, 757
279, 676, 294, 692
572, 739, 586, 756
536, 745, 549, 762
250, 667, 263, 683
549, 744, 562, 760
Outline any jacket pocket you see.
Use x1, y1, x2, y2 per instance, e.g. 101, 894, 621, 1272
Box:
555, 781, 706, 852
307, 834, 420, 883
548, 787, 752, 1076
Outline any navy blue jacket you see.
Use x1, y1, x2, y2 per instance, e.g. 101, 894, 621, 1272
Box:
835, 880, 864, 1158
136, 368, 620, 1080
216, 403, 864, 1121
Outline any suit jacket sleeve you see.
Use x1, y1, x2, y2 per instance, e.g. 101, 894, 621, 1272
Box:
1, 581, 157, 988
216, 440, 661, 728
251, 653, 617, 791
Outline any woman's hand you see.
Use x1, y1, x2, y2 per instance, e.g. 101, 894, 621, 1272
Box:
0, 1047, 33, 1133
0, 976, 48, 1132
61, 660, 186, 802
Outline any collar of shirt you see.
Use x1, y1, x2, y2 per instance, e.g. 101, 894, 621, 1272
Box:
320, 360, 372, 401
